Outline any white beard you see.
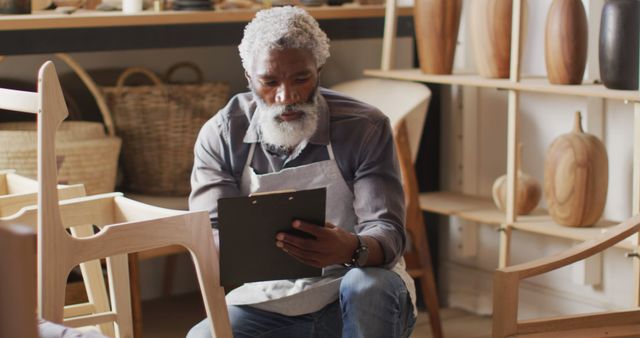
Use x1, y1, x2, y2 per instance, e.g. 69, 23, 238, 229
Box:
254, 92, 320, 150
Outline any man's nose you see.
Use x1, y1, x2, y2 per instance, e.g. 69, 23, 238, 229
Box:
275, 85, 300, 105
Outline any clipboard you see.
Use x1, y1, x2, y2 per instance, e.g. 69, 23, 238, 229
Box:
218, 187, 326, 288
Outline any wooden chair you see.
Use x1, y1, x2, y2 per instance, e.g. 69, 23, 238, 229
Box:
331, 78, 443, 338
0, 170, 118, 336
0, 169, 85, 217
0, 61, 232, 338
493, 215, 640, 337
0, 222, 38, 338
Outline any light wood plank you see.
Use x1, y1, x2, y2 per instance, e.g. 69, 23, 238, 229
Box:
0, 184, 85, 217
517, 309, 640, 335
512, 218, 631, 249
106, 254, 134, 336
63, 303, 96, 318
419, 191, 636, 250
0, 88, 38, 114
419, 191, 495, 215
0, 174, 8, 196
363, 69, 640, 102
5, 172, 38, 194
0, 6, 414, 30
634, 102, 640, 306
516, 324, 640, 338
63, 312, 118, 328
381, 0, 397, 71
364, 70, 514, 88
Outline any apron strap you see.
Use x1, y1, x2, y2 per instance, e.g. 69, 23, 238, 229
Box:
244, 143, 257, 172
326, 143, 335, 160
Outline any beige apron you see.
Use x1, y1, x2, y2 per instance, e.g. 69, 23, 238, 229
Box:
225, 142, 416, 316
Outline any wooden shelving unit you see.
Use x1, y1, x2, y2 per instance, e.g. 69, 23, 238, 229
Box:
373, 0, 640, 304
363, 70, 640, 102
419, 191, 635, 250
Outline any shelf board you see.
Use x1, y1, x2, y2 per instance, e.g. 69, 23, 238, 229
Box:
419, 191, 636, 250
0, 5, 414, 30
363, 69, 640, 102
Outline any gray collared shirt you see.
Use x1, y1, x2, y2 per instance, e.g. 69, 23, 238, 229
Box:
189, 87, 406, 267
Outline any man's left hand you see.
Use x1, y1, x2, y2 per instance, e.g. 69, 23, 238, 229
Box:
275, 220, 357, 268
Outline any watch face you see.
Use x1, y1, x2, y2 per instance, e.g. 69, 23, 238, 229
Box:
355, 246, 369, 267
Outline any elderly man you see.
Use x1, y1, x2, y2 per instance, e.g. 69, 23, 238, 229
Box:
187, 6, 416, 338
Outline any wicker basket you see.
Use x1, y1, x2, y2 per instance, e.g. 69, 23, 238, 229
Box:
102, 63, 229, 195
0, 121, 122, 195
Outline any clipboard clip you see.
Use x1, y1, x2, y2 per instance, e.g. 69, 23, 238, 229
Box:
249, 189, 296, 197
249, 189, 296, 204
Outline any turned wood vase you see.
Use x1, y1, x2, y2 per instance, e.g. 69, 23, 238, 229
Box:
545, 0, 588, 85
544, 112, 608, 227
413, 0, 462, 74
599, 0, 640, 90
492, 171, 541, 216
470, 0, 515, 78
492, 143, 541, 215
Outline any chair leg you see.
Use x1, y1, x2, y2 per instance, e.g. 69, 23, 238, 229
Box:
109, 254, 134, 338
394, 121, 443, 338
71, 225, 115, 337
420, 267, 442, 338
186, 241, 232, 338
40, 265, 68, 324
128, 253, 143, 338
79, 258, 116, 337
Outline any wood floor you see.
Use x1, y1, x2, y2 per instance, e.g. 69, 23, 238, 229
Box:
140, 293, 492, 338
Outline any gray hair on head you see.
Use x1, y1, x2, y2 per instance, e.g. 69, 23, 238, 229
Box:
238, 6, 330, 74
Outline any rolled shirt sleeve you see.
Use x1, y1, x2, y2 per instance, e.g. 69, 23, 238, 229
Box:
352, 114, 406, 269
189, 112, 242, 228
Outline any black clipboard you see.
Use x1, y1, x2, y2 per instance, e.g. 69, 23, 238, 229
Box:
218, 187, 326, 288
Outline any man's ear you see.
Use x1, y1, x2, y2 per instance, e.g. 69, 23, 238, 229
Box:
317, 66, 323, 75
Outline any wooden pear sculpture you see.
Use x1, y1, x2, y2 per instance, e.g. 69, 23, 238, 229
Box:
544, 111, 608, 227
492, 143, 541, 215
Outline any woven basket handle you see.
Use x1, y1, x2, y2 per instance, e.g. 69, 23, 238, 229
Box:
54, 53, 117, 137
116, 67, 164, 89
164, 61, 204, 84
0, 54, 117, 137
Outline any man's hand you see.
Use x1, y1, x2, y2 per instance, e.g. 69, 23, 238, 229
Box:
275, 220, 358, 268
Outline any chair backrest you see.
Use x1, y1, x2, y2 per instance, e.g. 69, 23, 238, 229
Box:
0, 61, 231, 338
330, 78, 431, 163
0, 60, 68, 257
0, 223, 38, 338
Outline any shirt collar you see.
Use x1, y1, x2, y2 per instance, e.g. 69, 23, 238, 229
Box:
242, 89, 330, 146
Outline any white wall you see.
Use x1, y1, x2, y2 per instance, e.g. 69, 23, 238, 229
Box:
438, 0, 637, 318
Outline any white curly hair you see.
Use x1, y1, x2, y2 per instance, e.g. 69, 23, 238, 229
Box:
239, 6, 331, 75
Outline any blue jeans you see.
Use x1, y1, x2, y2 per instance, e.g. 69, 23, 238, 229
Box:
186, 268, 416, 338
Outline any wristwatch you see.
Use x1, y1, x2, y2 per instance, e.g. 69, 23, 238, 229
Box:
348, 235, 369, 267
